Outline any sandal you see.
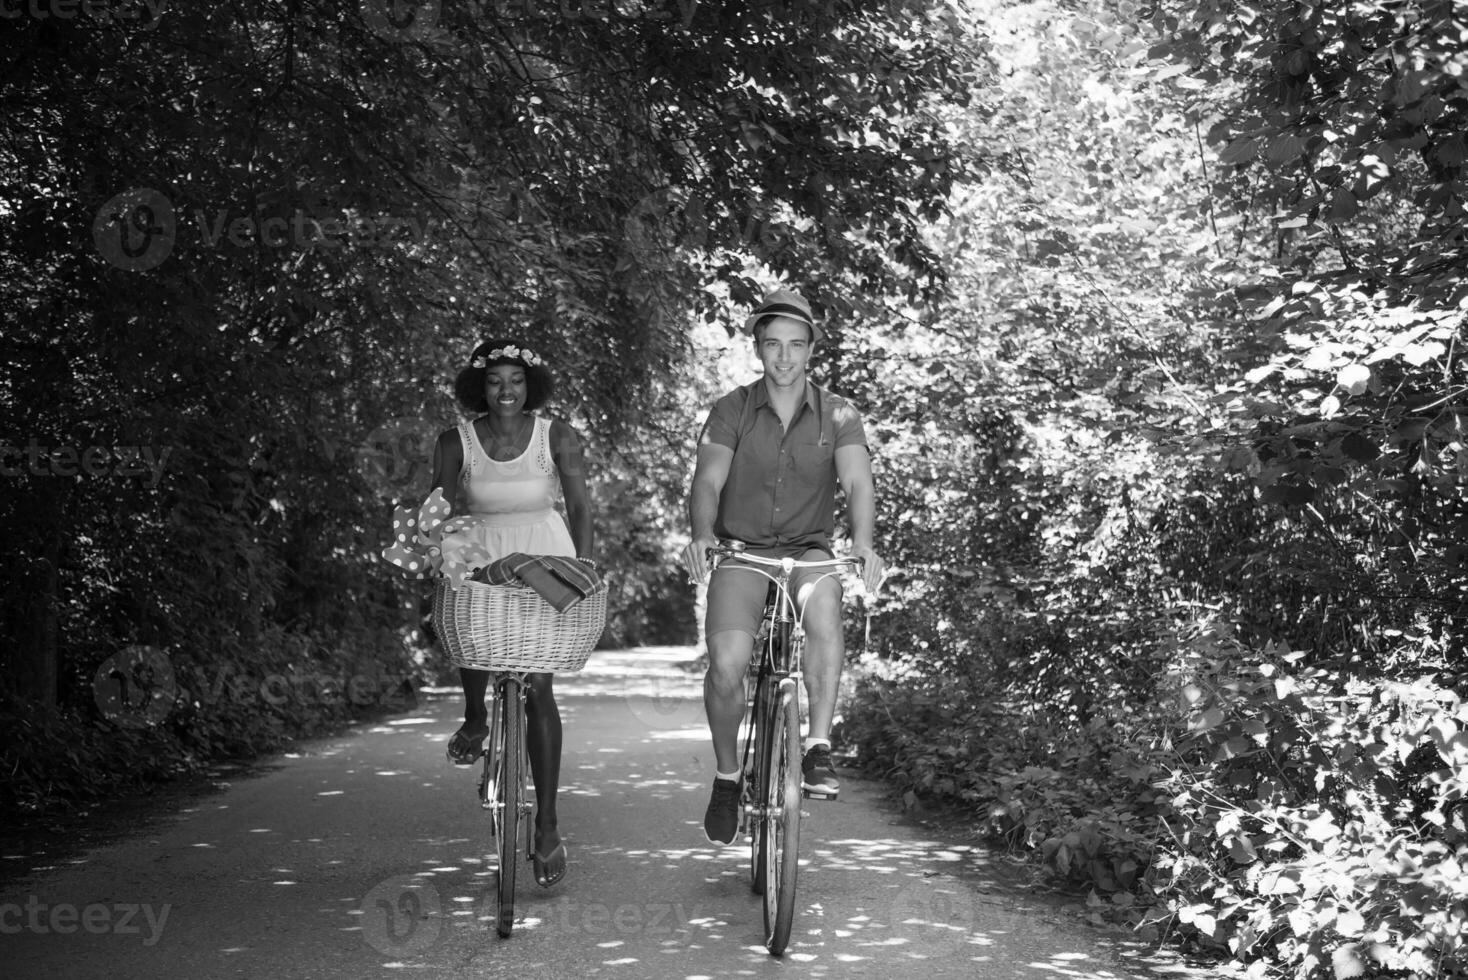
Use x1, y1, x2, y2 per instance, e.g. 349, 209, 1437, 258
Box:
445, 724, 487, 766
532, 842, 567, 888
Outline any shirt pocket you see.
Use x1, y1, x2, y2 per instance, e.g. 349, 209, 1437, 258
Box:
790, 440, 835, 488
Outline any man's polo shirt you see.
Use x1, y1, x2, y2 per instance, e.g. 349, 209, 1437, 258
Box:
698, 378, 868, 553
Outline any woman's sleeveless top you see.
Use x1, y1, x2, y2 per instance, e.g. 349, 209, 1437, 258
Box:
457, 415, 558, 521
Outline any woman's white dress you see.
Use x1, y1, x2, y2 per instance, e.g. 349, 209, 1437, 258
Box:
436, 415, 574, 588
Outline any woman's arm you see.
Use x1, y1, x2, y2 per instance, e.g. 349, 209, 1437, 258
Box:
428, 428, 463, 509
549, 418, 594, 560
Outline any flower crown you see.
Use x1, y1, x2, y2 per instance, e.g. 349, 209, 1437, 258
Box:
471, 345, 543, 368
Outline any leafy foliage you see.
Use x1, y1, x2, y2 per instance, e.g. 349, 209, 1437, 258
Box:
1153, 629, 1467, 978
840, 2, 1466, 979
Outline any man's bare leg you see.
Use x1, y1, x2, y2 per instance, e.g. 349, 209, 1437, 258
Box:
796, 578, 844, 796
703, 628, 755, 842
704, 628, 755, 771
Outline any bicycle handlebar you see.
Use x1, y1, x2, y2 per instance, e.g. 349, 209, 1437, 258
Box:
706, 544, 863, 574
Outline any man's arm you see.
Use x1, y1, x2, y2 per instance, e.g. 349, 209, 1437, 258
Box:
835, 444, 886, 594
684, 442, 734, 585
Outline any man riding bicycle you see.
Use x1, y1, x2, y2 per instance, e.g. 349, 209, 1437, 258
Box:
684, 288, 886, 845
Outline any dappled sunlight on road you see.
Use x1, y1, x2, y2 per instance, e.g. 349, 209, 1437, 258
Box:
563, 762, 705, 804
336, 806, 1148, 978
325, 649, 1178, 976
2, 646, 1212, 980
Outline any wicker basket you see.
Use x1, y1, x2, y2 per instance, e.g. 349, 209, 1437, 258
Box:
434, 577, 607, 672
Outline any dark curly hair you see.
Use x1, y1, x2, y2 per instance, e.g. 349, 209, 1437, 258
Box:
453, 338, 556, 413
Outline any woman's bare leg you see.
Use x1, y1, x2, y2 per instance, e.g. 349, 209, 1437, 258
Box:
524, 671, 563, 860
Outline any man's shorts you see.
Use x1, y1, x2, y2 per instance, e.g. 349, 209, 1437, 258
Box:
705, 547, 843, 640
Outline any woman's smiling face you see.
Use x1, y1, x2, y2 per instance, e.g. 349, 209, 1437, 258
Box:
484, 363, 527, 414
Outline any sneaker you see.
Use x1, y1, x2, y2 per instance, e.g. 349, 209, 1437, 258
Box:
801, 744, 840, 797
703, 777, 741, 844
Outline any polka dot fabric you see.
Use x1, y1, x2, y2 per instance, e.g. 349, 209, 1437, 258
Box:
380, 488, 452, 579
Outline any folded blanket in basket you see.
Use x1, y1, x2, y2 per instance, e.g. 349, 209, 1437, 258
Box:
477, 553, 601, 612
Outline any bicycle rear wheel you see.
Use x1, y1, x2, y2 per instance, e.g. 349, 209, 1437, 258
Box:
761, 686, 802, 955
494, 682, 525, 938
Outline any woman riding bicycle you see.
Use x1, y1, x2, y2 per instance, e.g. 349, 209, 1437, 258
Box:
429, 338, 594, 889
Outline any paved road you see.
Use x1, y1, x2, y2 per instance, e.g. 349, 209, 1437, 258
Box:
2, 648, 1212, 980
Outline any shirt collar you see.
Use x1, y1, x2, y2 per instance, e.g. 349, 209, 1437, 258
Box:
753, 377, 821, 417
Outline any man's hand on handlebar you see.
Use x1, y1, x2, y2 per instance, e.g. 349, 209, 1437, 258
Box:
851, 545, 886, 597
683, 535, 718, 586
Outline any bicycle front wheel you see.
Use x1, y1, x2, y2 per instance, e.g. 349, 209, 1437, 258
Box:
494, 683, 525, 938
749, 671, 776, 894
761, 685, 802, 955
